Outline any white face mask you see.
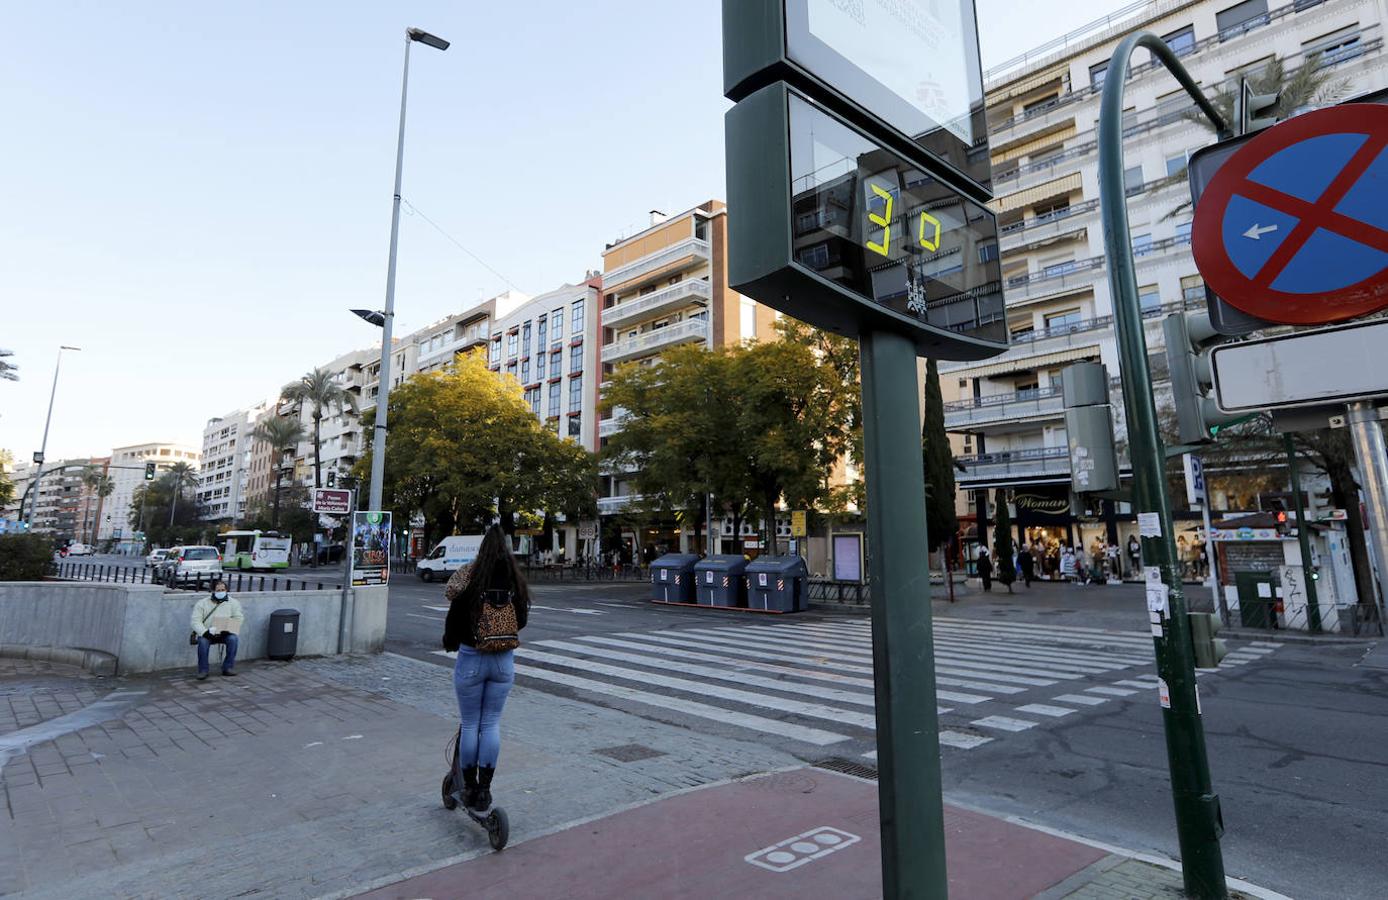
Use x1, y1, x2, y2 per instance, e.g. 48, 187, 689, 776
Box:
213, 591, 228, 601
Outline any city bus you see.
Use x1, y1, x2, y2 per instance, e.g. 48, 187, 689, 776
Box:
221, 530, 292, 571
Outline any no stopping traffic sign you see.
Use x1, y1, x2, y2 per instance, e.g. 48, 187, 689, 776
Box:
1192, 104, 1388, 325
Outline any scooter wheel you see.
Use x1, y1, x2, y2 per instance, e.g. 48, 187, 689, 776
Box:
441, 774, 457, 810
487, 807, 509, 850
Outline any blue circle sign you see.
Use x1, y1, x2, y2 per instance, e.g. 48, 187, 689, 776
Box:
1192, 104, 1388, 325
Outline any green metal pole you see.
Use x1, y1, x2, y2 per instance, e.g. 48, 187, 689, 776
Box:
1283, 434, 1322, 632
861, 328, 947, 898
1099, 32, 1229, 899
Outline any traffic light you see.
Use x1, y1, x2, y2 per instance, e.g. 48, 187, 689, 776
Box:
1238, 79, 1280, 135
1188, 612, 1228, 669
327, 470, 336, 488
1163, 310, 1243, 445
144, 462, 156, 481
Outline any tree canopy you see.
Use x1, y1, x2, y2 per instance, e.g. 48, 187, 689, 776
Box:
353, 352, 597, 542
282, 367, 359, 488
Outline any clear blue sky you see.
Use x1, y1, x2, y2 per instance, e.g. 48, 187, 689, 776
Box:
1, 0, 1124, 463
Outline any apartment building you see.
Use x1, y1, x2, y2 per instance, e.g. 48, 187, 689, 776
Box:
944, 0, 1387, 555
102, 442, 200, 544
595, 201, 777, 555
198, 401, 272, 524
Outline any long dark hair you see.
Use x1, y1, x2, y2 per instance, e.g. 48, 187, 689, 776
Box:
460, 526, 531, 615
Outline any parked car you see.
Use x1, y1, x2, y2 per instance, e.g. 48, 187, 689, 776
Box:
145, 548, 172, 569
63, 542, 95, 556
298, 544, 346, 565
159, 546, 223, 585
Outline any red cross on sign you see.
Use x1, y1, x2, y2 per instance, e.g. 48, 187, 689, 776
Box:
1192, 104, 1388, 324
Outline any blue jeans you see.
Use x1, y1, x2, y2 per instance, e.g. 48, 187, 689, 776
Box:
453, 647, 515, 768
197, 633, 239, 674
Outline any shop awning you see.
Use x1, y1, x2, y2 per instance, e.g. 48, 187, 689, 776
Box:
988, 66, 1067, 104
993, 173, 1083, 214
958, 345, 1100, 379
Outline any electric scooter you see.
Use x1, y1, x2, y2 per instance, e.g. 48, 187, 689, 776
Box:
441, 731, 509, 850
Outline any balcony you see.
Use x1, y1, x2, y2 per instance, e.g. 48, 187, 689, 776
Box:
956, 447, 1070, 483
598, 413, 627, 438
604, 279, 711, 328
602, 237, 710, 292
598, 494, 643, 515
1003, 255, 1106, 303
945, 386, 1065, 430
998, 198, 1099, 251
602, 318, 708, 364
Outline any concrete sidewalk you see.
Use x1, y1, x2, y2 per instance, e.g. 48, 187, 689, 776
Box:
1, 652, 1281, 899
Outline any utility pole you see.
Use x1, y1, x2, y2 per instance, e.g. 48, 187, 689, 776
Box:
1100, 31, 1230, 899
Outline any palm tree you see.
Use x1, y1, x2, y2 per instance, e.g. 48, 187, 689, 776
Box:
252, 416, 306, 528
80, 467, 115, 544
281, 368, 359, 488
0, 348, 17, 382
166, 461, 196, 527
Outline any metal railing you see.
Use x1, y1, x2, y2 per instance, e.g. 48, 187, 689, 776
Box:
602, 318, 708, 363
955, 446, 1070, 479
601, 237, 710, 291
999, 198, 1101, 237
597, 494, 644, 515
807, 579, 870, 605
53, 562, 344, 592
603, 279, 711, 327
945, 385, 1063, 411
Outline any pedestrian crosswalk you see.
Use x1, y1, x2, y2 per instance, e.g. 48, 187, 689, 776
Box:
434, 617, 1281, 754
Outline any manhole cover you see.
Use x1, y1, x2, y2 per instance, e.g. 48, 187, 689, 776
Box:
594, 743, 666, 762
814, 757, 879, 781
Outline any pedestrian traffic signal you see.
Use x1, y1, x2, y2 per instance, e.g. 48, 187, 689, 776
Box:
1188, 612, 1228, 669
144, 462, 156, 481
1163, 310, 1243, 445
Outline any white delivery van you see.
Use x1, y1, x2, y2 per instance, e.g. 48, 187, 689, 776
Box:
416, 534, 484, 583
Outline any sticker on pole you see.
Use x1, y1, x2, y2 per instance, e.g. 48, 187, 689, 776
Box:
1192, 104, 1388, 325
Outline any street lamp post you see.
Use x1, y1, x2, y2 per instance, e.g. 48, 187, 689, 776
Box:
367, 27, 449, 513
26, 345, 81, 528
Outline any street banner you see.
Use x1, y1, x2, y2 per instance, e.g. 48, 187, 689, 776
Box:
351, 511, 391, 586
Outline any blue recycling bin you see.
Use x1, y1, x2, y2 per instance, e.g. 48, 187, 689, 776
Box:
745, 556, 809, 612
650, 553, 701, 604
693, 555, 749, 607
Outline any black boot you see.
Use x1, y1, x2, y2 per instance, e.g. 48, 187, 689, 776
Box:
461, 765, 480, 810
472, 766, 495, 812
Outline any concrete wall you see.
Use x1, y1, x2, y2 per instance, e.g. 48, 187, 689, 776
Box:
0, 582, 387, 674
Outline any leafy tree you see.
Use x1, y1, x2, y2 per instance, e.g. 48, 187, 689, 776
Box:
0, 534, 56, 580
353, 353, 598, 544
0, 348, 16, 382
80, 466, 115, 543
165, 461, 197, 526
922, 358, 958, 552
993, 488, 1015, 593
776, 318, 864, 515
243, 483, 319, 545
0, 449, 15, 509
129, 473, 206, 548
282, 367, 359, 488
251, 415, 307, 528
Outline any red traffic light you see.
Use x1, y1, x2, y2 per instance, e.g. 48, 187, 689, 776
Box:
1276, 511, 1287, 523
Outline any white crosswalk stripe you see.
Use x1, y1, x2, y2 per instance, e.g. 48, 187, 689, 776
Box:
493, 616, 1278, 752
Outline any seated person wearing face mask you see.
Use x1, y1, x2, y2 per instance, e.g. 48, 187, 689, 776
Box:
191, 581, 244, 680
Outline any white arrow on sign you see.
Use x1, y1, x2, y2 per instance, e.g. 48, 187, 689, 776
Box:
1242, 223, 1279, 240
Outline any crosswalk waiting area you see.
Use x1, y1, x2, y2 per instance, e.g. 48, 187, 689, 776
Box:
435, 617, 1279, 755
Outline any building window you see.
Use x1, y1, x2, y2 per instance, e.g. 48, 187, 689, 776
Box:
569, 376, 583, 413
567, 417, 582, 438
1181, 275, 1206, 304
740, 298, 756, 341
1045, 309, 1084, 331
1165, 154, 1187, 177
507, 332, 518, 358
1163, 25, 1196, 57
1305, 27, 1364, 67
506, 362, 517, 379
522, 322, 531, 355
526, 388, 541, 415
1175, 221, 1193, 243
548, 381, 560, 415
552, 308, 564, 340
571, 298, 585, 331
1042, 258, 1078, 278
548, 350, 561, 378
1089, 61, 1108, 89
570, 340, 583, 374
1216, 0, 1268, 38
1131, 233, 1154, 256
1124, 165, 1144, 195
1139, 284, 1162, 310
521, 358, 530, 383
977, 241, 999, 264
798, 243, 830, 268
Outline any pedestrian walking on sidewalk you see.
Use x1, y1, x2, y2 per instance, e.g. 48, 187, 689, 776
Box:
443, 526, 531, 815
1019, 548, 1034, 587
977, 547, 993, 592
190, 580, 243, 680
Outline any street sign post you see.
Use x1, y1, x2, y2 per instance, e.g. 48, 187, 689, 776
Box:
312, 488, 354, 515
1192, 104, 1388, 325
724, 1, 1001, 893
